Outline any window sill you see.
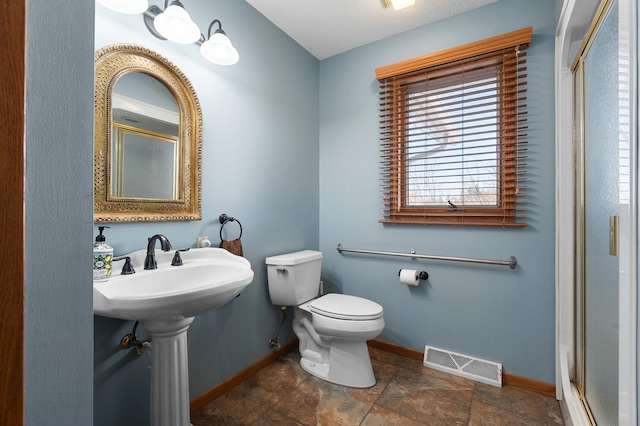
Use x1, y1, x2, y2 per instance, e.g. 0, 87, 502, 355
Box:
379, 219, 527, 227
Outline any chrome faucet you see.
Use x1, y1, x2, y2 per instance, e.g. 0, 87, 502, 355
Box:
144, 234, 173, 270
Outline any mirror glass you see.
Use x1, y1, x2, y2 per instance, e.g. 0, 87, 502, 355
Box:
94, 44, 202, 222
111, 73, 179, 199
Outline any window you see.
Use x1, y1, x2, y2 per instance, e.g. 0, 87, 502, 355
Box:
377, 28, 531, 226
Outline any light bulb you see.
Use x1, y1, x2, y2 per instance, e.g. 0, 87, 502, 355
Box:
391, 0, 415, 11
154, 3, 201, 44
200, 33, 239, 65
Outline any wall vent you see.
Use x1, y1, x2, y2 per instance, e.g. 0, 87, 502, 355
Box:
423, 345, 502, 387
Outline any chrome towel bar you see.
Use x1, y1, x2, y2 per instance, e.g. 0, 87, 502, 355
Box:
336, 244, 517, 269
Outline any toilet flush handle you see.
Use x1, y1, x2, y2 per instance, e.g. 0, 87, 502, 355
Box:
276, 267, 288, 273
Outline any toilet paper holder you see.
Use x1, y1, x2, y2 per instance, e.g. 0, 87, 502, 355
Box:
398, 269, 429, 280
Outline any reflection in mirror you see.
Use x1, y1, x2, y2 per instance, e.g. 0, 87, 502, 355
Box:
111, 73, 180, 200
111, 123, 178, 199
94, 44, 202, 222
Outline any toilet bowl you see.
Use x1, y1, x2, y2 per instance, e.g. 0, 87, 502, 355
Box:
266, 250, 385, 388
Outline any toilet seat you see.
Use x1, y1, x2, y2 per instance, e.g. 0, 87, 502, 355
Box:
309, 293, 383, 321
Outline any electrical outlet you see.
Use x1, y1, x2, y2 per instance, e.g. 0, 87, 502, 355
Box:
196, 236, 210, 248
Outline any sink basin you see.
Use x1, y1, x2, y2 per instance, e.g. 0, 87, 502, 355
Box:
93, 247, 254, 321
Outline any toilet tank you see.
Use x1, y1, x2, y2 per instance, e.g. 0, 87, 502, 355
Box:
265, 250, 323, 306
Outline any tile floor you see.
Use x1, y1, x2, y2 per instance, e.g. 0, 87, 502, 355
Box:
191, 347, 564, 425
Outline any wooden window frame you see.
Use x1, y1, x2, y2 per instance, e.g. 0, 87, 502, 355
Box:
377, 28, 531, 226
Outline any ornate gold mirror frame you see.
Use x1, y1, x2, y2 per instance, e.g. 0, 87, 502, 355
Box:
94, 44, 202, 222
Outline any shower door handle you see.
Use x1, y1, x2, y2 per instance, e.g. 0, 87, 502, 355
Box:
609, 215, 618, 256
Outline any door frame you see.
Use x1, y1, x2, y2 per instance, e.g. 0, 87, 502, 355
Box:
0, 1, 26, 425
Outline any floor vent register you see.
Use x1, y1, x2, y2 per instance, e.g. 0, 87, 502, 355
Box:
423, 345, 502, 387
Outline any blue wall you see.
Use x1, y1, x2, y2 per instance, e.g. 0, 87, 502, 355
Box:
94, 1, 319, 425
26, 1, 95, 425
94, 0, 556, 424
318, 0, 556, 383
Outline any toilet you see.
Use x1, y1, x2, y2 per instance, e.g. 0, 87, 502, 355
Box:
265, 250, 384, 388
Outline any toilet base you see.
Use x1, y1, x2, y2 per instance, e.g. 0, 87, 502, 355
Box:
299, 339, 376, 388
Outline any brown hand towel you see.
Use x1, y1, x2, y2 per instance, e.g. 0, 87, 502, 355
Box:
220, 238, 244, 257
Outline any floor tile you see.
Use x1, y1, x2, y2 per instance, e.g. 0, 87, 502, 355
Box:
273, 376, 374, 425
360, 405, 426, 426
375, 368, 473, 424
249, 352, 308, 398
468, 383, 564, 426
191, 379, 279, 425
251, 409, 304, 426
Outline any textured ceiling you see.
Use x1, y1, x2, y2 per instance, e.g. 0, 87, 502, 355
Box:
244, 0, 499, 60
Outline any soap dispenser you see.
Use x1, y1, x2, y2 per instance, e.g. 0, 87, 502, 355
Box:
93, 226, 114, 281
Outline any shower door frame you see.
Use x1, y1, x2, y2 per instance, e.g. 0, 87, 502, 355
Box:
555, 0, 638, 424
573, 0, 620, 420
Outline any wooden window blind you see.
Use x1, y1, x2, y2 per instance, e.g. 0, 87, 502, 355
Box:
377, 27, 531, 226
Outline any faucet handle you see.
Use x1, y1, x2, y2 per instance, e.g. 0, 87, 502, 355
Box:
171, 248, 190, 266
113, 256, 136, 275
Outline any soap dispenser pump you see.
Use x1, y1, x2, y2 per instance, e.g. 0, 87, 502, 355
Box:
93, 226, 114, 281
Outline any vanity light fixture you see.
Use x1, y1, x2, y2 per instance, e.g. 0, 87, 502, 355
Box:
97, 0, 149, 14
96, 0, 240, 65
199, 20, 240, 66
380, 0, 416, 11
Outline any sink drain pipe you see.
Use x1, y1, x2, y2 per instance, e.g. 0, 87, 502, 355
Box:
268, 306, 287, 349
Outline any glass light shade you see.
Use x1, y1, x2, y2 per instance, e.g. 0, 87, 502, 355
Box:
391, 0, 415, 10
97, 0, 149, 14
154, 4, 201, 44
200, 33, 239, 65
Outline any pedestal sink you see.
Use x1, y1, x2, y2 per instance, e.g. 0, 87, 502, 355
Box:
93, 247, 254, 426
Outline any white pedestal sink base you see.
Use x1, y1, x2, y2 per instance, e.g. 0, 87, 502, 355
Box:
143, 317, 194, 426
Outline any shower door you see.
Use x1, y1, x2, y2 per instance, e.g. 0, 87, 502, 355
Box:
574, 0, 624, 423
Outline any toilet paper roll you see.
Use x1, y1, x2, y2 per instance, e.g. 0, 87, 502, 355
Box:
399, 269, 420, 286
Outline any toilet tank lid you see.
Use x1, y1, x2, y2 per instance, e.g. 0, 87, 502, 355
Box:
265, 250, 323, 266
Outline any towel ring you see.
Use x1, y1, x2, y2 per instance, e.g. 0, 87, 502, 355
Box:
219, 213, 243, 240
